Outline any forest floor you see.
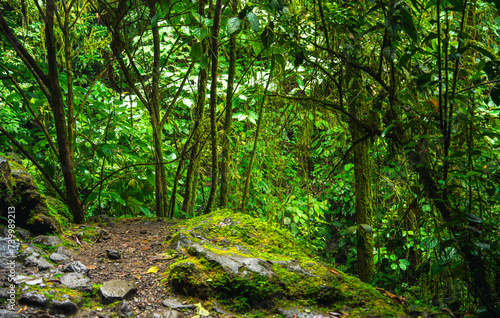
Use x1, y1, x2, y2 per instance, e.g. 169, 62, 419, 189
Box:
72, 217, 179, 317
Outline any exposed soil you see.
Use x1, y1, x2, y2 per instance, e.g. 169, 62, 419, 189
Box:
10, 217, 197, 318
72, 218, 178, 317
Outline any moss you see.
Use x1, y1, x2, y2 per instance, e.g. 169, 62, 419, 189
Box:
164, 210, 408, 317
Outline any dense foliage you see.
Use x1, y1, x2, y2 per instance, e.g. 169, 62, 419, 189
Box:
1, 0, 499, 315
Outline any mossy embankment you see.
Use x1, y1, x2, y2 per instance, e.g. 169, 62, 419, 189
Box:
163, 210, 408, 317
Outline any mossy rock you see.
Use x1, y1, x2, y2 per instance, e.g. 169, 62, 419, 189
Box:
164, 210, 407, 317
0, 155, 70, 235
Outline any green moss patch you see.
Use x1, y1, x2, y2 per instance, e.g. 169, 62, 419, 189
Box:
163, 210, 407, 317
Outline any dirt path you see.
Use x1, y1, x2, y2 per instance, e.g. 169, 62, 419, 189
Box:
72, 218, 180, 317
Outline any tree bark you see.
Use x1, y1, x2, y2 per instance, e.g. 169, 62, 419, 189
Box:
203, 0, 223, 214
219, 0, 238, 208
347, 66, 375, 283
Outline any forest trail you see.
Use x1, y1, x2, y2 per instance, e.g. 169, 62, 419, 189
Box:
72, 218, 177, 317
2, 218, 209, 318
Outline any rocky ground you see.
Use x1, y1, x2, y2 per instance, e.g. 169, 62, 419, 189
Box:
0, 216, 218, 318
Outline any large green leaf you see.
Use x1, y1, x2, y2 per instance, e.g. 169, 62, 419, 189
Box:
246, 12, 260, 32
491, 83, 500, 106
399, 7, 418, 42
190, 41, 203, 61
261, 25, 275, 49
227, 17, 241, 35
193, 28, 207, 41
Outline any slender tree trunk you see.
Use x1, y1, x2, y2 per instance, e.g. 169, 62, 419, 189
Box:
219, 0, 238, 208
347, 66, 375, 283
150, 3, 169, 217
182, 0, 208, 216
46, 0, 84, 223
203, 0, 223, 214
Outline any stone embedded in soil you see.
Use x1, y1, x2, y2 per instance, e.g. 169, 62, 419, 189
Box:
24, 254, 54, 270
99, 280, 137, 305
10, 274, 44, 286
60, 272, 92, 292
19, 291, 48, 308
0, 309, 19, 318
18, 244, 44, 259
56, 245, 76, 258
106, 249, 121, 260
49, 252, 70, 263
17, 229, 31, 240
147, 310, 184, 318
50, 298, 80, 315
63, 261, 89, 275
113, 300, 135, 317
0, 237, 20, 268
33, 235, 62, 246
162, 298, 195, 310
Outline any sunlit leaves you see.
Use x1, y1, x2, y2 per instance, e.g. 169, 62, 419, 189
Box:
227, 17, 241, 35
193, 28, 207, 41
246, 12, 260, 31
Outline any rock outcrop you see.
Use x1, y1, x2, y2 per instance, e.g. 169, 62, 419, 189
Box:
165, 211, 407, 317
0, 155, 70, 235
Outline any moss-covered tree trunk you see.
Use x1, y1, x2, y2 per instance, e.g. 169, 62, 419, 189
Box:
219, 0, 238, 208
182, 0, 209, 216
203, 0, 223, 214
347, 67, 375, 283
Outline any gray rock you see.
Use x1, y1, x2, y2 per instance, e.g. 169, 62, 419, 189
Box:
170, 231, 276, 277
147, 310, 183, 318
106, 249, 121, 260
17, 229, 31, 240
10, 274, 44, 286
114, 300, 135, 317
50, 298, 80, 315
18, 244, 44, 259
0, 237, 20, 269
161, 298, 195, 310
56, 245, 76, 258
278, 307, 328, 318
49, 252, 70, 263
0, 309, 19, 318
60, 272, 92, 292
99, 280, 137, 305
19, 291, 48, 308
63, 261, 89, 275
24, 254, 54, 270
33, 235, 62, 246
0, 288, 9, 299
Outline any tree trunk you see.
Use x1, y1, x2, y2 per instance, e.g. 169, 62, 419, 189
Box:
182, 0, 208, 216
203, 0, 223, 214
150, 3, 169, 217
347, 66, 375, 283
219, 0, 238, 208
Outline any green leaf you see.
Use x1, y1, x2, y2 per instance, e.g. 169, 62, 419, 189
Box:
190, 42, 203, 61
474, 242, 491, 250
430, 260, 448, 276
270, 0, 284, 10
345, 225, 358, 234
391, 263, 398, 270
193, 28, 207, 41
246, 12, 260, 32
151, 13, 161, 26
359, 224, 372, 233
227, 17, 241, 35
465, 213, 483, 223
382, 124, 394, 137
146, 169, 155, 186
273, 53, 286, 69
261, 25, 275, 49
399, 262, 407, 271
399, 7, 418, 42
421, 237, 438, 249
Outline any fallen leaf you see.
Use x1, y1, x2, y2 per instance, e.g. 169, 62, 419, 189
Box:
134, 274, 142, 280
329, 268, 341, 275
146, 266, 160, 274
